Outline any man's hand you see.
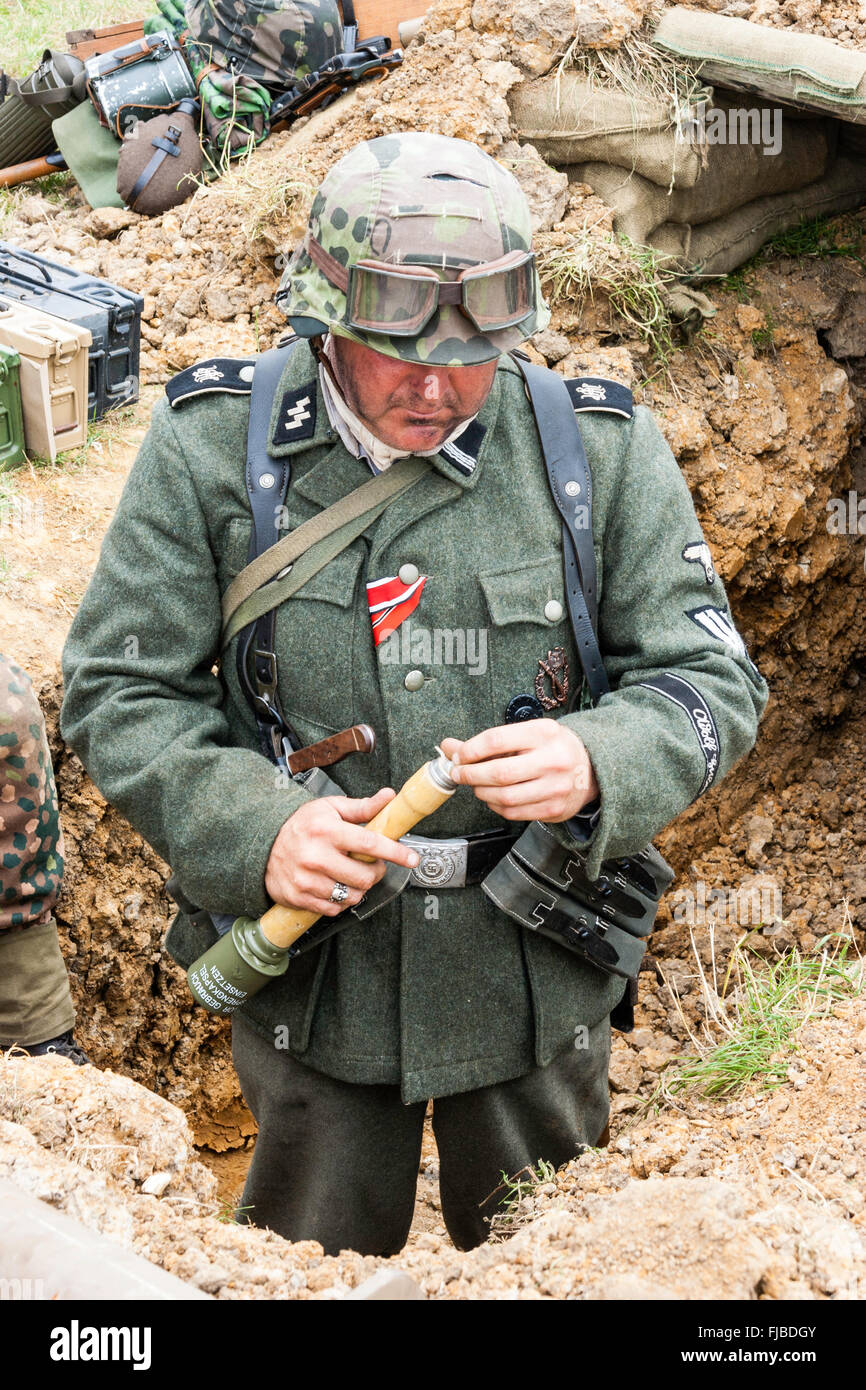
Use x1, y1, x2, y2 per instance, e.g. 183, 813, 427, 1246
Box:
265, 788, 420, 916
439, 721, 598, 823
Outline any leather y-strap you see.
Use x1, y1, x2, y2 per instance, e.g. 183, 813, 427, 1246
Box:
512, 356, 610, 707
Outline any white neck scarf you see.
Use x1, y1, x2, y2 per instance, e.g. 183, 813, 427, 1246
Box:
319, 334, 476, 473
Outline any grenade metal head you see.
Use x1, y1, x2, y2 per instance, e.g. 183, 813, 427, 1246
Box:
187, 916, 289, 1015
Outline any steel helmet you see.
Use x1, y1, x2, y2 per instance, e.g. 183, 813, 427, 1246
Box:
276, 132, 550, 366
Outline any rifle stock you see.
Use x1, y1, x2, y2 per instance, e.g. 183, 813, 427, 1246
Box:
0, 152, 67, 187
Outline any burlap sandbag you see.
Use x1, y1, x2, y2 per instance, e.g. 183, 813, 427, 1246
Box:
654, 6, 866, 121
648, 154, 866, 278
840, 124, 866, 158
569, 100, 835, 245
509, 74, 709, 189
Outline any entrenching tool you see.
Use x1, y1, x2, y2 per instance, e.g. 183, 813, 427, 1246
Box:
186, 745, 459, 1014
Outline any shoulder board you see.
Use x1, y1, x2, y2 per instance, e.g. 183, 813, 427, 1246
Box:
564, 376, 633, 419
165, 357, 257, 408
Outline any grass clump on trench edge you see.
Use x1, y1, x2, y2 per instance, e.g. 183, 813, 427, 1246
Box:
485, 1157, 558, 1243
537, 227, 679, 368
555, 28, 708, 124
721, 210, 866, 301
654, 924, 863, 1105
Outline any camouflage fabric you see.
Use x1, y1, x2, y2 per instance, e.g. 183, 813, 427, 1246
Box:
0, 655, 64, 933
184, 0, 342, 85
277, 133, 552, 366
147, 1, 272, 155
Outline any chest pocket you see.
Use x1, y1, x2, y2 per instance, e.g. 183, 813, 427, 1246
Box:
478, 554, 577, 723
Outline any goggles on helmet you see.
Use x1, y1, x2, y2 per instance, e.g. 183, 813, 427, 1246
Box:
305, 234, 538, 337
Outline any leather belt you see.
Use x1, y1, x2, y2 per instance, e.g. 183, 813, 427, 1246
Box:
401, 827, 522, 888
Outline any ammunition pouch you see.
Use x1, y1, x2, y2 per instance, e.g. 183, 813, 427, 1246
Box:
481, 820, 674, 981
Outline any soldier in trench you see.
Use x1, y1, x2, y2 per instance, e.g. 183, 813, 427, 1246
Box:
0, 653, 88, 1064
61, 133, 766, 1254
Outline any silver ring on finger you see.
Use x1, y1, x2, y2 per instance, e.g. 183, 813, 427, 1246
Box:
329, 881, 350, 904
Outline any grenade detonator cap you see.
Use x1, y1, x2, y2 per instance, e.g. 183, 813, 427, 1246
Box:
277, 131, 551, 366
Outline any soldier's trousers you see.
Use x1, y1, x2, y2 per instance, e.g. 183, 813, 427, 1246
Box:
0, 654, 73, 1047
232, 1013, 611, 1255
0, 919, 75, 1046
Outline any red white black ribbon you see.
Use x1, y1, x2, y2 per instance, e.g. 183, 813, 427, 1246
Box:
366, 573, 427, 646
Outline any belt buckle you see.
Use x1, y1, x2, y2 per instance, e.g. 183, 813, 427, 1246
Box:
401, 834, 468, 889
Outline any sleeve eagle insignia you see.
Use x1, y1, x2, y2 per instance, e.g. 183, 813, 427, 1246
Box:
682, 541, 716, 585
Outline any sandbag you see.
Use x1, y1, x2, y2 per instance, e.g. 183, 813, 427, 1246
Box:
653, 6, 866, 121
568, 99, 835, 246
509, 73, 709, 189
840, 124, 866, 158
648, 155, 866, 279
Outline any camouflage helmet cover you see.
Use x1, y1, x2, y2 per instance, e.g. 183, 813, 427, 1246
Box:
277, 132, 551, 366
184, 0, 342, 84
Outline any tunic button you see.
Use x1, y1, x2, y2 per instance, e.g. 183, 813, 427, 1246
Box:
404, 669, 425, 691
544, 599, 564, 622
398, 562, 420, 586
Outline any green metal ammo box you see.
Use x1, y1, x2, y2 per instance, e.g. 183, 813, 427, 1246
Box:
0, 344, 26, 471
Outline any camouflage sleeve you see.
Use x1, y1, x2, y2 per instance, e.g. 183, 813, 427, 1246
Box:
60, 399, 316, 920
0, 655, 64, 931
553, 404, 768, 877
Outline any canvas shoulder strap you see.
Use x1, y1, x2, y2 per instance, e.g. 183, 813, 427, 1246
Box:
221, 456, 432, 645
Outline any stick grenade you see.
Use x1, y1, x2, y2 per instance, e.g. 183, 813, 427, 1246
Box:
186, 746, 459, 1014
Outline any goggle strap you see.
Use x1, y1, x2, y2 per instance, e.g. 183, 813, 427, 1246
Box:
307, 234, 349, 293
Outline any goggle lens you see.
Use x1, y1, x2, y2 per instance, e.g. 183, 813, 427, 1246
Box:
461, 254, 536, 331
347, 263, 438, 336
